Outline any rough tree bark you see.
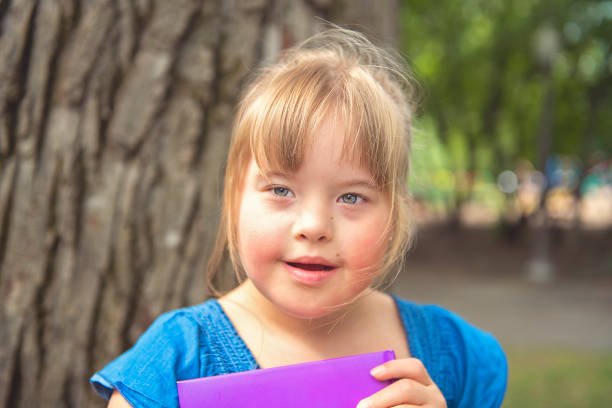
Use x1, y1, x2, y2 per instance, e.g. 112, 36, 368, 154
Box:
0, 0, 398, 407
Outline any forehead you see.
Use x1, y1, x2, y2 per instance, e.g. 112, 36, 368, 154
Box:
308, 117, 370, 171
257, 115, 373, 178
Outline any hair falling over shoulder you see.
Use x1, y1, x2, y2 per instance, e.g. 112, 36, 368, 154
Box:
206, 25, 418, 297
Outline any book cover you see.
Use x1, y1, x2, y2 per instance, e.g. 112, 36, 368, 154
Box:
177, 349, 396, 407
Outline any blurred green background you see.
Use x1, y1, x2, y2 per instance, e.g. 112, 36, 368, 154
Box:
401, 0, 611, 227
398, 0, 612, 406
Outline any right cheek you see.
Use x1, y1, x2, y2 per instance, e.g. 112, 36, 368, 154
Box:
240, 225, 278, 260
238, 206, 285, 265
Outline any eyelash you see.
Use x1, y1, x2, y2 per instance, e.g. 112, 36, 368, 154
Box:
338, 193, 365, 205
269, 186, 365, 206
271, 186, 293, 197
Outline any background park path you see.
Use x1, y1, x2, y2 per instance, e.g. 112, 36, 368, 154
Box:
390, 226, 612, 350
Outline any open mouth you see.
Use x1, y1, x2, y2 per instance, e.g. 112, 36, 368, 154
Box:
286, 262, 334, 272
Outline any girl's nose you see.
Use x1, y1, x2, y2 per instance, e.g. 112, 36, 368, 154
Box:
293, 204, 332, 242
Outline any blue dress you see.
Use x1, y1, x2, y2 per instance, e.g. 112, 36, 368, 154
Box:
90, 296, 507, 407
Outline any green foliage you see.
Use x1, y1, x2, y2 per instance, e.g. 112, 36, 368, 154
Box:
401, 0, 612, 175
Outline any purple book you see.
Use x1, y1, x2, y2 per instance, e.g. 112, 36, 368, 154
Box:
177, 350, 395, 407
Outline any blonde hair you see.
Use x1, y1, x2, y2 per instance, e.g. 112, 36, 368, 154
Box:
207, 27, 416, 296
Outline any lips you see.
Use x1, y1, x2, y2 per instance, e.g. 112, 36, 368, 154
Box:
284, 256, 338, 285
285, 256, 337, 271
286, 262, 334, 271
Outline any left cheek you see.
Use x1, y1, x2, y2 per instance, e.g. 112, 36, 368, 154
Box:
343, 223, 388, 272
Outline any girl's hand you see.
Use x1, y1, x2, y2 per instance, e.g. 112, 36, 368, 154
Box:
356, 358, 447, 408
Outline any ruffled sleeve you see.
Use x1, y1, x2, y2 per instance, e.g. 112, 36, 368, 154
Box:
90, 310, 201, 408
426, 305, 508, 408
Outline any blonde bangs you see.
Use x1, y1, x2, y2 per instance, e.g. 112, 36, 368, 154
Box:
235, 51, 409, 194
244, 59, 334, 175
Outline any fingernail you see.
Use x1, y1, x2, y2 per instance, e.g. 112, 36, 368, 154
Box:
356, 400, 370, 408
370, 365, 384, 377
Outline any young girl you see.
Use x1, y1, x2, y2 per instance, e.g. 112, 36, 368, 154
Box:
91, 27, 507, 408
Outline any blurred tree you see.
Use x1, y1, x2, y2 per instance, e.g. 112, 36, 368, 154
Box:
0, 1, 399, 407
401, 0, 612, 211
401, 0, 612, 284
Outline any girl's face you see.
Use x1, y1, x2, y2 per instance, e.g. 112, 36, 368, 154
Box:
237, 118, 391, 319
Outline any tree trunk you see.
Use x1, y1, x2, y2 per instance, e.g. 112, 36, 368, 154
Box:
0, 0, 398, 407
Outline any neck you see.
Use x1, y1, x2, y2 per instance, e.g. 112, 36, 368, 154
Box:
223, 280, 375, 339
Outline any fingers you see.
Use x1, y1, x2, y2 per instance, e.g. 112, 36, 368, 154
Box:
370, 358, 433, 385
356, 378, 429, 408
356, 358, 447, 408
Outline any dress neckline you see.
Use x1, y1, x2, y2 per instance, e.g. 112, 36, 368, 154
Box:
210, 298, 261, 369
208, 294, 421, 370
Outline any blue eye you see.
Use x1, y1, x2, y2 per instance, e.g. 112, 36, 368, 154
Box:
272, 186, 291, 197
340, 193, 360, 204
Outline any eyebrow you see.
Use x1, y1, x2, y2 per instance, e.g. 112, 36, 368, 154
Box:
262, 170, 292, 178
257, 170, 292, 181
336, 179, 380, 191
256, 171, 380, 191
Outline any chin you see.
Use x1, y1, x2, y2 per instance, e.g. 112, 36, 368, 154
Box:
276, 295, 351, 320
283, 305, 330, 320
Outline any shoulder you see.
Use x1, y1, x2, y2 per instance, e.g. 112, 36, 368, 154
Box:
130, 300, 224, 364
432, 305, 507, 407
393, 297, 507, 408
90, 300, 222, 407
148, 298, 227, 340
